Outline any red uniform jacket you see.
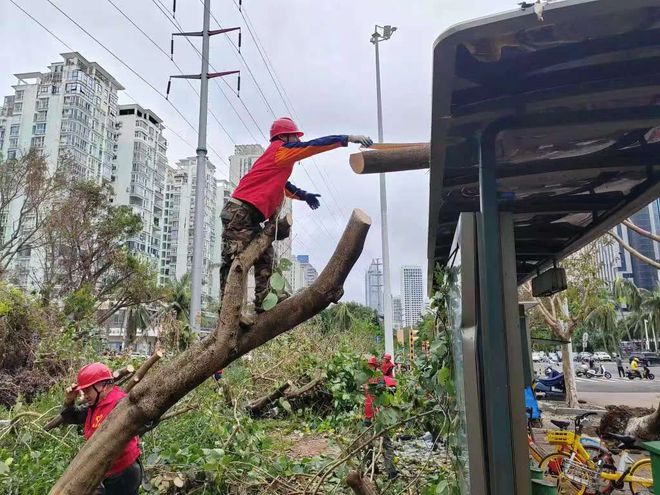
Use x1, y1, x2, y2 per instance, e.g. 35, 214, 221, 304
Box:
232, 135, 348, 219
84, 386, 140, 476
364, 376, 397, 420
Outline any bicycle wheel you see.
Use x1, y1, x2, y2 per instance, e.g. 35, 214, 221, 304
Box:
539, 452, 571, 476
628, 458, 653, 494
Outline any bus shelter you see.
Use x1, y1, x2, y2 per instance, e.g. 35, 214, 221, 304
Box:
427, 0, 660, 493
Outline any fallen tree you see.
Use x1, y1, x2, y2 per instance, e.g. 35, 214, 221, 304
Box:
49, 209, 371, 494
599, 403, 660, 442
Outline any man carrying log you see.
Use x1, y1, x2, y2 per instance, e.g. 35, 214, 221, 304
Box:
219, 117, 373, 311
59, 363, 142, 495
363, 356, 398, 480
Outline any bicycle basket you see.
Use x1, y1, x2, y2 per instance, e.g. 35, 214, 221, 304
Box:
561, 458, 599, 491
547, 430, 576, 445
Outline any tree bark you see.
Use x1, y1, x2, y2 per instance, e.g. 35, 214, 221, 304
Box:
349, 143, 429, 175
624, 402, 660, 441
560, 343, 579, 408
346, 471, 380, 495
49, 209, 371, 495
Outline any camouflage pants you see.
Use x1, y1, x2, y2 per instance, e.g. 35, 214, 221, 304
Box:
219, 201, 274, 309
363, 421, 397, 477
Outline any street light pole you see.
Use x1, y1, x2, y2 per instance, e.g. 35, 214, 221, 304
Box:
371, 25, 397, 360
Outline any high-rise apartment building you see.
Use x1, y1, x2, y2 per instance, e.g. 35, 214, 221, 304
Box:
113, 104, 167, 262
284, 254, 318, 294
160, 158, 217, 304
0, 53, 123, 287
401, 265, 424, 328
597, 200, 660, 291
365, 258, 384, 317
392, 296, 403, 330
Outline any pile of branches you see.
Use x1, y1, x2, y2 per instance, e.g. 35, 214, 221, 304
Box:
246, 373, 332, 418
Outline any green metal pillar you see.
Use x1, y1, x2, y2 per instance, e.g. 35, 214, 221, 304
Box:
643, 441, 660, 495
477, 127, 516, 493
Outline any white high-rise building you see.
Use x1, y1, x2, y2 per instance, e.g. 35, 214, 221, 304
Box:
229, 144, 264, 188
392, 296, 403, 330
160, 158, 217, 305
113, 104, 167, 263
0, 52, 123, 288
365, 258, 383, 317
401, 265, 424, 328
284, 254, 318, 294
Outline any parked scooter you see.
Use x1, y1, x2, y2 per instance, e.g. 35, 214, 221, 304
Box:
576, 362, 591, 377
585, 364, 611, 379
626, 365, 655, 380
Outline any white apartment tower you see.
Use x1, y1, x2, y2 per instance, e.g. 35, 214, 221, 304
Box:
401, 265, 424, 328
392, 296, 403, 330
0, 53, 123, 287
365, 258, 384, 317
113, 104, 167, 262
160, 158, 217, 304
284, 254, 318, 294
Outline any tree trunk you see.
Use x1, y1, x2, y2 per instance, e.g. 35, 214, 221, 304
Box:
346, 471, 380, 495
246, 382, 291, 416
624, 402, 660, 441
623, 219, 660, 243
561, 343, 579, 408
49, 209, 371, 495
349, 143, 429, 175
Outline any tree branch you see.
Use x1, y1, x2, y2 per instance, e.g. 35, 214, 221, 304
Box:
49, 209, 371, 495
608, 231, 660, 269
623, 219, 660, 243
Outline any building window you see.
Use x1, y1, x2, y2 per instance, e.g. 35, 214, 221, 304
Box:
12, 102, 22, 114
36, 98, 49, 110
38, 85, 50, 94
15, 90, 24, 101
33, 123, 47, 135
7, 150, 17, 160
9, 125, 19, 137
8, 137, 18, 148
31, 136, 45, 149
34, 111, 48, 122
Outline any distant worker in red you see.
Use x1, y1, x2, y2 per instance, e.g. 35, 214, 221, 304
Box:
60, 363, 142, 494
381, 353, 394, 377
219, 117, 373, 311
363, 356, 398, 480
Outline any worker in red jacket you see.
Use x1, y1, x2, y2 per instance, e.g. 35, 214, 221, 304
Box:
381, 353, 394, 378
219, 117, 372, 311
60, 363, 141, 495
363, 356, 398, 480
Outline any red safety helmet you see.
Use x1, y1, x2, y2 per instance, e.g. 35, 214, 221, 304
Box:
75, 362, 113, 391
382, 353, 392, 361
367, 356, 379, 367
270, 117, 304, 140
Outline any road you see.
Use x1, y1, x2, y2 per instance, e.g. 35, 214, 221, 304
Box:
535, 361, 660, 407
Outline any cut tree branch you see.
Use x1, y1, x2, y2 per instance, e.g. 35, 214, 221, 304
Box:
49, 209, 371, 495
349, 143, 429, 175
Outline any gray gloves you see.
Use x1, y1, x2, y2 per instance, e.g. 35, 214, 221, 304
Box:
348, 135, 374, 147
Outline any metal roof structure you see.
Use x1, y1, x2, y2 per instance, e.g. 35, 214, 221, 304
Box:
428, 0, 660, 288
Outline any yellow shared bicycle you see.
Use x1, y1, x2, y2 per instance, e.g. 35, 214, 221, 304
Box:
556, 433, 653, 494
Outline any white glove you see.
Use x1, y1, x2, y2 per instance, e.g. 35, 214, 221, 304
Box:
348, 135, 374, 147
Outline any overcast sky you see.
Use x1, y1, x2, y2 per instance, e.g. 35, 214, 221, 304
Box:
1, 0, 519, 303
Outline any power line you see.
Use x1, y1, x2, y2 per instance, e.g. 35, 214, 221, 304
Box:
41, 0, 200, 140
103, 0, 236, 152
150, 0, 263, 143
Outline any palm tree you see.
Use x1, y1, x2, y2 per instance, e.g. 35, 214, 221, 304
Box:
585, 296, 618, 354
332, 303, 356, 332
163, 273, 191, 323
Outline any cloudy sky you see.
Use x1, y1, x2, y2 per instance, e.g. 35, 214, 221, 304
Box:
1, 0, 518, 303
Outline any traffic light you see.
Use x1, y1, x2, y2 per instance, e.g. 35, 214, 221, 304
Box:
422, 340, 430, 354
409, 328, 419, 360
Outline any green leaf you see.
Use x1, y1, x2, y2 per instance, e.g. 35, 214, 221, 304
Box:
262, 292, 278, 311
279, 399, 292, 412
278, 258, 292, 271
269, 272, 285, 292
